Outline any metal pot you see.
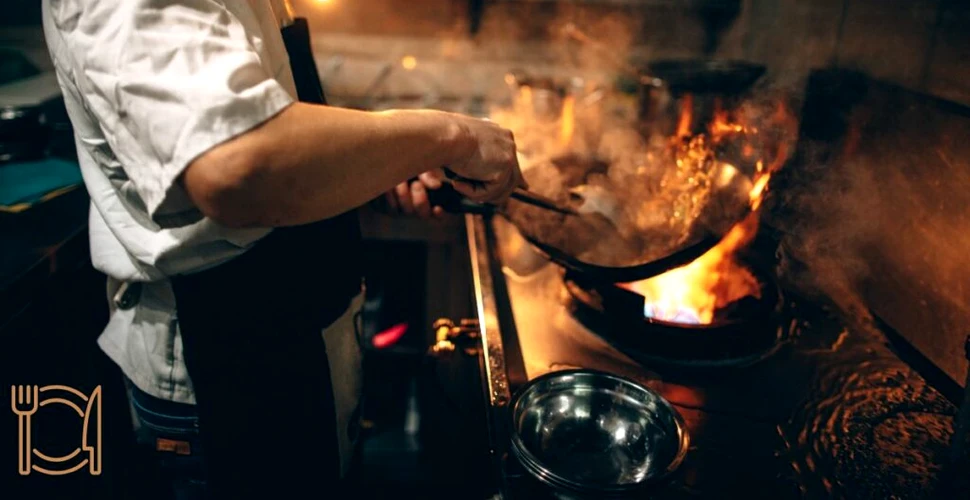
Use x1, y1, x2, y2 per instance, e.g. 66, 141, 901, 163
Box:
510, 369, 690, 497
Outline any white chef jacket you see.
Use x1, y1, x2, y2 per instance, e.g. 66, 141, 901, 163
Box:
42, 0, 306, 404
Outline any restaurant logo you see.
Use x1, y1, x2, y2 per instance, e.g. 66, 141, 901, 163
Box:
10, 385, 101, 476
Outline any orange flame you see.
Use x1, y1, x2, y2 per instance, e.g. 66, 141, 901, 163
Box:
710, 103, 748, 137
491, 82, 794, 326
675, 94, 694, 138
619, 174, 768, 324
560, 95, 576, 148
620, 99, 792, 325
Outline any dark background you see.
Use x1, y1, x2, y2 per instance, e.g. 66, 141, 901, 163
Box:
0, 1, 40, 27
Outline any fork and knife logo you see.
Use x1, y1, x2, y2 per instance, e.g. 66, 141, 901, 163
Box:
10, 385, 102, 476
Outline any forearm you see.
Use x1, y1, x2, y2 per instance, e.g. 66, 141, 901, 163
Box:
183, 103, 473, 228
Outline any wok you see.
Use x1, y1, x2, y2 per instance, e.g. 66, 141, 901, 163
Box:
429, 153, 754, 283
645, 59, 766, 95
638, 59, 767, 138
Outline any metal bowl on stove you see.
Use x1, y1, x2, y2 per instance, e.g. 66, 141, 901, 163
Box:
510, 369, 689, 497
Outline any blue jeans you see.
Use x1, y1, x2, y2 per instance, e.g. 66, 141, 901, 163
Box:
127, 382, 207, 500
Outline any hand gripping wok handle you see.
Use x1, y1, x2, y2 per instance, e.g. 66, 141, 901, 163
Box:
423, 181, 493, 215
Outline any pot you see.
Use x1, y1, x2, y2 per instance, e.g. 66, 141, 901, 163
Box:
510, 369, 690, 497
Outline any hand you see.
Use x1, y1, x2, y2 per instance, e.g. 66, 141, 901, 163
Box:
447, 116, 526, 204
382, 171, 446, 220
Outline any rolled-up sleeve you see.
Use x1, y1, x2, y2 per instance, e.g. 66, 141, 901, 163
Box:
52, 0, 294, 227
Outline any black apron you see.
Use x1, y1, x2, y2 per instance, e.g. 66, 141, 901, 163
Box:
169, 18, 363, 498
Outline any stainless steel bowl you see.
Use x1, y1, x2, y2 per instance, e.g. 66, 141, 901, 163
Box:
510, 369, 689, 496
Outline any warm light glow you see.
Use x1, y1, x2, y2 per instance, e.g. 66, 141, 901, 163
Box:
488, 83, 795, 327
620, 210, 763, 325
620, 98, 794, 325
314, 0, 333, 5
518, 86, 533, 109
749, 173, 771, 210
559, 95, 575, 148
401, 55, 417, 71
675, 94, 694, 138
710, 106, 747, 136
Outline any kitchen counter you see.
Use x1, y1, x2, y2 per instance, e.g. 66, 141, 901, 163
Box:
0, 185, 90, 327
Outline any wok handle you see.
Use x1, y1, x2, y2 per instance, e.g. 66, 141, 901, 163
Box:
424, 181, 493, 215
280, 17, 328, 106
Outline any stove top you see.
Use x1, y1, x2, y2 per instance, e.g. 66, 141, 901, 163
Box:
466, 214, 960, 499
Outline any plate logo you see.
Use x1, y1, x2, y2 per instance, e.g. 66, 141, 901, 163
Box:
10, 385, 102, 476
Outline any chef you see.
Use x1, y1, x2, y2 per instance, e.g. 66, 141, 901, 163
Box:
41, 0, 522, 497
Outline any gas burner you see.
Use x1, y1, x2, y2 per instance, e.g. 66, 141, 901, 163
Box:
562, 265, 784, 370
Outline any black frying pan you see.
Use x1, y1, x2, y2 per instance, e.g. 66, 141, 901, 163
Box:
430, 182, 721, 283
427, 155, 753, 284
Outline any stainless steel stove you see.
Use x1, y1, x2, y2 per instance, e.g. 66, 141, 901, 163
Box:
463, 212, 961, 499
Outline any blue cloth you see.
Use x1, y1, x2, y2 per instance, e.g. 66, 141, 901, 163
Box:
0, 158, 83, 211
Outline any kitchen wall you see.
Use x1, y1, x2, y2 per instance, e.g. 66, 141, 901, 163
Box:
12, 0, 968, 106
295, 0, 720, 105
768, 71, 970, 390
736, 0, 970, 387
735, 0, 970, 106
296, 0, 970, 107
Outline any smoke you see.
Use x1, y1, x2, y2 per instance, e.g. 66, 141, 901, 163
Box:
766, 90, 970, 355
460, 1, 644, 86
489, 79, 801, 270
767, 152, 881, 327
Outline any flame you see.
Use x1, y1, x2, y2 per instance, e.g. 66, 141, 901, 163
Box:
489, 82, 795, 327
401, 55, 417, 71
749, 173, 770, 210
620, 97, 791, 325
710, 104, 749, 137
675, 94, 693, 138
620, 184, 767, 325
560, 95, 576, 148
711, 117, 745, 136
